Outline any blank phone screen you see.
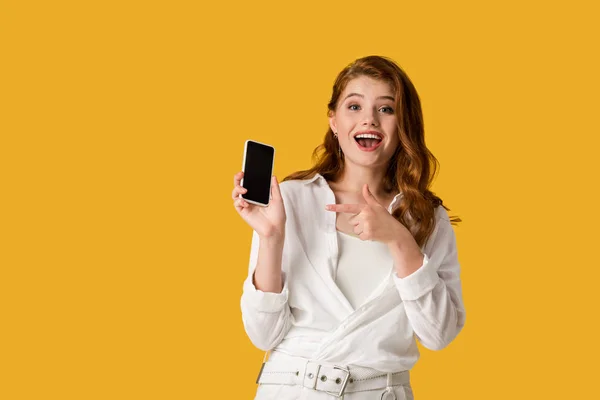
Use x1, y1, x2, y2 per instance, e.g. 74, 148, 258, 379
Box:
242, 141, 274, 205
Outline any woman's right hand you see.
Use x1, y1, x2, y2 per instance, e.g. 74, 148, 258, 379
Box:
232, 171, 287, 240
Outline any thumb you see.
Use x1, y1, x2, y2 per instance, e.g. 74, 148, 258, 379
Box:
363, 183, 381, 207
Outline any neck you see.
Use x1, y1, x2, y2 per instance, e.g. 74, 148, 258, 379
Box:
333, 163, 393, 198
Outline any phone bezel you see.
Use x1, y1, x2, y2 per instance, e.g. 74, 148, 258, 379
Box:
240, 139, 275, 207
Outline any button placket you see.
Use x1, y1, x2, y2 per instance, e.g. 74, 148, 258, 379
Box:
323, 184, 354, 314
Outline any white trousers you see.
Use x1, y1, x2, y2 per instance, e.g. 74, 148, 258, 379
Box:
254, 351, 414, 400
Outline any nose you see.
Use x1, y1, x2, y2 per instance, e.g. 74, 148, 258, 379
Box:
362, 109, 379, 127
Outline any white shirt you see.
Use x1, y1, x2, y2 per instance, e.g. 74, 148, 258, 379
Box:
240, 173, 466, 372
335, 231, 393, 310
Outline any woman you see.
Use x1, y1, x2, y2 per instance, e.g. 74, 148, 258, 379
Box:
232, 55, 466, 400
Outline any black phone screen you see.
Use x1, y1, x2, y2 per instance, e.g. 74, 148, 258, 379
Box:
242, 140, 275, 206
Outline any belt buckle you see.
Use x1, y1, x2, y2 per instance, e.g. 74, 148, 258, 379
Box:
326, 365, 350, 398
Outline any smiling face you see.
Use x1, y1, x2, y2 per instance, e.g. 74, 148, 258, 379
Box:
329, 75, 400, 168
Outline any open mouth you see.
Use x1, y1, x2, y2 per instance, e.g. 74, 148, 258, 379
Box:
354, 135, 383, 151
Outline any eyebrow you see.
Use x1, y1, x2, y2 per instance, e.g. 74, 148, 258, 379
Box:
342, 93, 395, 102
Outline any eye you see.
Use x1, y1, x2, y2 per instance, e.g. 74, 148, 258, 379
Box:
380, 106, 394, 114
348, 104, 360, 111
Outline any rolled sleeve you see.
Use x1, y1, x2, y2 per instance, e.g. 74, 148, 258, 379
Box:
392, 253, 441, 301
242, 270, 290, 312
240, 229, 293, 351
391, 207, 466, 351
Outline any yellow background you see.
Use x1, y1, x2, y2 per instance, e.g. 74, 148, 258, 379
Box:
1, 0, 599, 398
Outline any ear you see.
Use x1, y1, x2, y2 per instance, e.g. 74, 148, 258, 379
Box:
328, 110, 337, 134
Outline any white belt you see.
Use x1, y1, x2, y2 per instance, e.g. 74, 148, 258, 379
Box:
256, 352, 410, 398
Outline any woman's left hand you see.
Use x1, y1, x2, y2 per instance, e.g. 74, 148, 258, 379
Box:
325, 184, 411, 244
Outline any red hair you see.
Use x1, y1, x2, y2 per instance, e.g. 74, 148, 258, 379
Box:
282, 55, 461, 248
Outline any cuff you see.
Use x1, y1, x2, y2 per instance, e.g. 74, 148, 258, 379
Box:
242, 270, 289, 312
393, 253, 440, 301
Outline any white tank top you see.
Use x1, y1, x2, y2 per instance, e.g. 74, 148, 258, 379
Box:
334, 230, 394, 310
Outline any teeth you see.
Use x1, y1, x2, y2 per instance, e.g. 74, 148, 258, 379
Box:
355, 133, 381, 140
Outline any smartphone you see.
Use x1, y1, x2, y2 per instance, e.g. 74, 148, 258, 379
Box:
240, 140, 275, 207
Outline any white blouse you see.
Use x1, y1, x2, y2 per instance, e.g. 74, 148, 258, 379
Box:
240, 173, 466, 372
335, 231, 393, 311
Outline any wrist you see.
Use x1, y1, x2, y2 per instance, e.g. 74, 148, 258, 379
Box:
260, 233, 285, 247
387, 230, 424, 277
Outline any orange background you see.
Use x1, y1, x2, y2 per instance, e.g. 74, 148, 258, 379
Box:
1, 0, 599, 398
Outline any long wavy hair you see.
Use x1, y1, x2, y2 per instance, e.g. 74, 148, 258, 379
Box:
282, 55, 461, 248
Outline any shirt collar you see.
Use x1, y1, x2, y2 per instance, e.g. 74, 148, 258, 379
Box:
302, 173, 325, 185
303, 172, 403, 210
